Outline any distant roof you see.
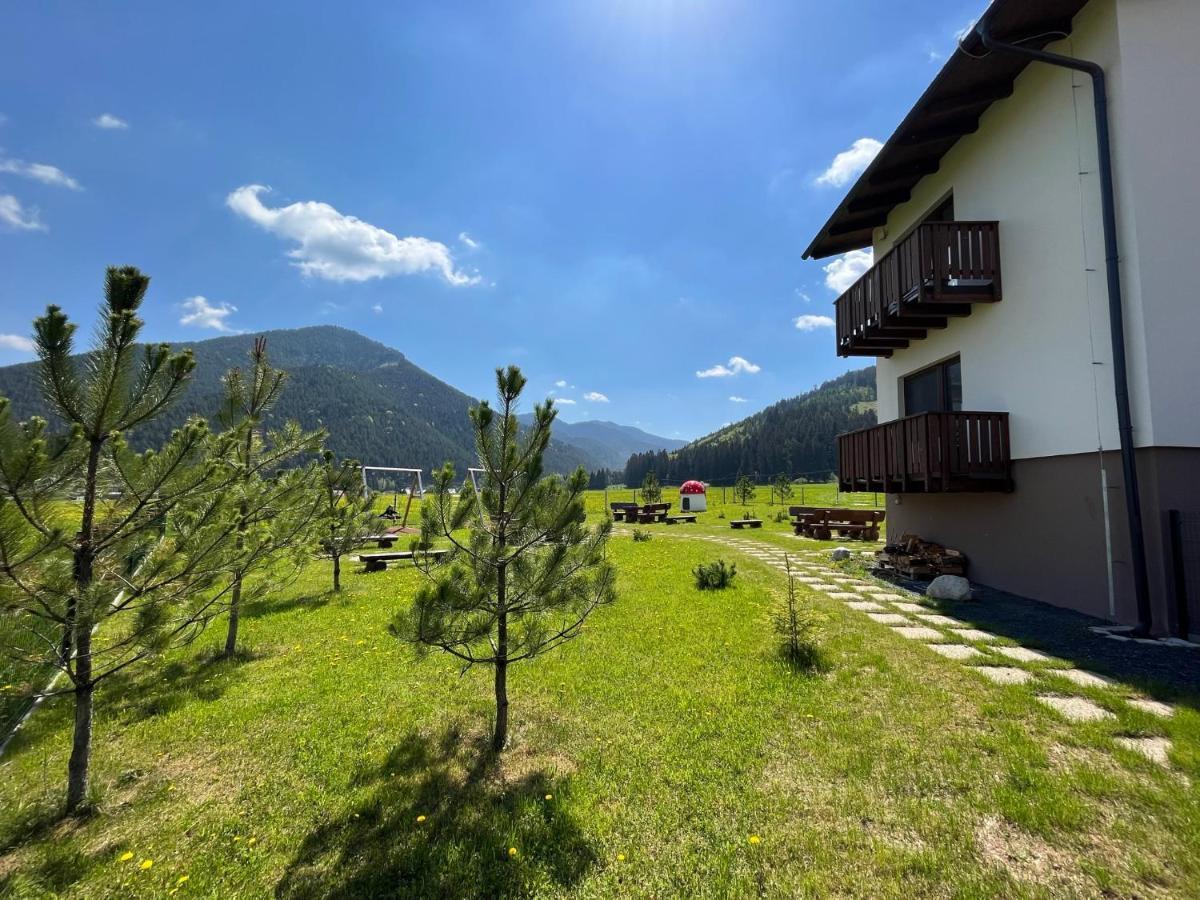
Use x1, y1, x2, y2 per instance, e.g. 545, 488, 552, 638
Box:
680, 480, 706, 494
803, 0, 1092, 260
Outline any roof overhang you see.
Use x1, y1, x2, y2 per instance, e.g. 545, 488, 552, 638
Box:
803, 0, 1091, 260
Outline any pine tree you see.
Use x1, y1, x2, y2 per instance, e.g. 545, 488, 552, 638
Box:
215, 338, 324, 658
772, 473, 793, 505
640, 469, 662, 504
0, 267, 243, 812
393, 366, 616, 751
317, 451, 373, 592
734, 471, 756, 505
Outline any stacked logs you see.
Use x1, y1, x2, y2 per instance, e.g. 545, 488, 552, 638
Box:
875, 534, 967, 578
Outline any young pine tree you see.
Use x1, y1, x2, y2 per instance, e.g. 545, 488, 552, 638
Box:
0, 267, 242, 813
317, 451, 373, 592
640, 470, 662, 504
772, 473, 793, 505
733, 471, 756, 506
215, 338, 324, 658
393, 366, 616, 752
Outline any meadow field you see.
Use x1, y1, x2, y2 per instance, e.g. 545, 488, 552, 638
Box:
2, 499, 1198, 898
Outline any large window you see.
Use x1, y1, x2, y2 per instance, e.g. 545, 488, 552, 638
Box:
903, 356, 962, 415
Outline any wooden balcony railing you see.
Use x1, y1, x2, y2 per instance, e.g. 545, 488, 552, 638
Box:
834, 221, 1002, 358
838, 410, 1012, 493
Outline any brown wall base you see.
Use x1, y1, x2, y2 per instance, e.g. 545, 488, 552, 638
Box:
885, 447, 1200, 635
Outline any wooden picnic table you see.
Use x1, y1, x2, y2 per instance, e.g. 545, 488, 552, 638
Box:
792, 508, 884, 541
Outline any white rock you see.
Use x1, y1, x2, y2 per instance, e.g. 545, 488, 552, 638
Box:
831, 547, 852, 561
926, 575, 972, 601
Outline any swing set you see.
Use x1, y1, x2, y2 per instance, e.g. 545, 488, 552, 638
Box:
361, 466, 425, 533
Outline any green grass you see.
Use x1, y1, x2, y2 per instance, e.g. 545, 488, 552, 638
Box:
1, 523, 1198, 897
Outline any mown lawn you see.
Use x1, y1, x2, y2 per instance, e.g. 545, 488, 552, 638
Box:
1, 523, 1198, 897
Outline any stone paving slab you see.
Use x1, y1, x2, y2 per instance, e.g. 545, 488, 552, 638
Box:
892, 602, 928, 614
846, 600, 887, 612
806, 583, 837, 591
1036, 695, 1115, 722
1054, 669, 1116, 690
928, 643, 984, 660
794, 578, 825, 585
916, 613, 966, 627
826, 591, 863, 600
972, 666, 1035, 685
866, 593, 909, 602
867, 613, 910, 625
995, 646, 1054, 664
1128, 698, 1174, 718
1115, 736, 1172, 766
892, 625, 945, 641
948, 628, 999, 642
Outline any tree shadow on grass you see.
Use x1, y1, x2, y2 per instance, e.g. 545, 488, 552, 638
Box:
242, 592, 330, 621
276, 723, 597, 899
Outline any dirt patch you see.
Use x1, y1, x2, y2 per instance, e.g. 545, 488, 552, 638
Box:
975, 815, 1090, 894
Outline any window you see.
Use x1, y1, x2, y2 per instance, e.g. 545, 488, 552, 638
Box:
925, 194, 954, 223
903, 356, 962, 415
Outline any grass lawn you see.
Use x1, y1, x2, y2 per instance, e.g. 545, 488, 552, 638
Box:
1, 515, 1198, 897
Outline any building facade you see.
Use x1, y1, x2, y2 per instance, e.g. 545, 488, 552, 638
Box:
804, 0, 1200, 635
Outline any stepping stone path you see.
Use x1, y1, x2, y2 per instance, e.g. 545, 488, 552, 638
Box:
1037, 695, 1115, 722
692, 533, 1179, 771
972, 666, 1034, 685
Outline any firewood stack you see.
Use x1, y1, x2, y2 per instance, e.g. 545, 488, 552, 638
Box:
875, 534, 967, 578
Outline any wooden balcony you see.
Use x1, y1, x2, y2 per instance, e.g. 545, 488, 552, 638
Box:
834, 221, 1002, 358
838, 411, 1013, 493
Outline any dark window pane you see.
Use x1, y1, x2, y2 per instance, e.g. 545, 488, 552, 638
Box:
944, 358, 962, 411
904, 366, 942, 415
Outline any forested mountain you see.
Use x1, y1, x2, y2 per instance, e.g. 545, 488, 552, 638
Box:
0, 325, 595, 475
622, 367, 876, 485
518, 416, 685, 470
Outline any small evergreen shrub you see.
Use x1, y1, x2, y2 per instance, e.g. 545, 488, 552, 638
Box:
776, 556, 825, 672
631, 528, 651, 543
773, 510, 788, 523
693, 559, 737, 590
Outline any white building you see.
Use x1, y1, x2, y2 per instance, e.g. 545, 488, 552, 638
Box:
804, 0, 1200, 637
679, 480, 707, 513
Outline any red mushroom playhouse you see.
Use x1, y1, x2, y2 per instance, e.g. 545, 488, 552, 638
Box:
679, 480, 707, 513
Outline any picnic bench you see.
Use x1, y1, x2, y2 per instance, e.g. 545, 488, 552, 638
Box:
359, 549, 448, 572
635, 503, 672, 524
730, 518, 762, 529
665, 514, 697, 524
359, 533, 402, 548
793, 508, 884, 541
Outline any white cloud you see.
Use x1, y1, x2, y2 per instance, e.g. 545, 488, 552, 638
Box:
0, 194, 46, 231
0, 156, 82, 190
696, 356, 761, 378
554, 379, 568, 388
795, 289, 812, 303
729, 395, 747, 403
372, 303, 383, 313
458, 231, 480, 250
93, 113, 129, 130
179, 296, 237, 332
814, 137, 882, 188
794, 314, 835, 331
823, 248, 874, 293
0, 333, 35, 352
226, 185, 480, 286
583, 391, 609, 403
555, 397, 577, 405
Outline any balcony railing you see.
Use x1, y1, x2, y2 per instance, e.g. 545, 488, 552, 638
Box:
835, 221, 1002, 358
838, 410, 1012, 493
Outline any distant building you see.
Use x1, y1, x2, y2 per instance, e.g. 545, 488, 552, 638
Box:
679, 480, 708, 513
805, 0, 1200, 636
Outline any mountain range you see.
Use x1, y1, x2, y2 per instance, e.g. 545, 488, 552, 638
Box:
0, 325, 684, 476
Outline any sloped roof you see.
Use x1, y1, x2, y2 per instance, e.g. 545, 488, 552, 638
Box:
803, 0, 1092, 260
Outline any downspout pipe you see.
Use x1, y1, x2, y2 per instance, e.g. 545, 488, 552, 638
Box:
974, 23, 1153, 634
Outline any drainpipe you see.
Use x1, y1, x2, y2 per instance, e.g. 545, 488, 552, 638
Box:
974, 23, 1153, 634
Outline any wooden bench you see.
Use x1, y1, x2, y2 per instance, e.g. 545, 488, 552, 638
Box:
788, 506, 820, 535
359, 549, 448, 572
665, 514, 697, 524
797, 509, 884, 541
730, 518, 762, 529
635, 502, 672, 524
359, 534, 402, 548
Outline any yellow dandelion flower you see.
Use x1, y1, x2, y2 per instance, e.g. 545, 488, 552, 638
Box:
748, 835, 761, 845
508, 847, 518, 858
140, 858, 154, 870
119, 851, 134, 862
544, 794, 553, 801
416, 815, 427, 823
233, 836, 242, 842
177, 874, 190, 885
248, 837, 257, 846
617, 853, 626, 862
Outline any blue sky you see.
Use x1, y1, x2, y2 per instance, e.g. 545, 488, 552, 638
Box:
0, 0, 984, 440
